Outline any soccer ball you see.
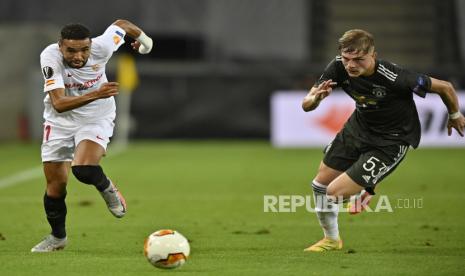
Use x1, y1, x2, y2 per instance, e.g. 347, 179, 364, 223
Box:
144, 229, 190, 269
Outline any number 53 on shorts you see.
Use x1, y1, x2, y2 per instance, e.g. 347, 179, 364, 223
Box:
347, 145, 409, 188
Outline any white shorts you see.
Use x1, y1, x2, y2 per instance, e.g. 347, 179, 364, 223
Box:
41, 119, 115, 162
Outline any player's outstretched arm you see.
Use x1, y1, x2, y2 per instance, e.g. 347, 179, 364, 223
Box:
302, 80, 337, 112
112, 19, 153, 54
48, 82, 119, 113
429, 77, 465, 136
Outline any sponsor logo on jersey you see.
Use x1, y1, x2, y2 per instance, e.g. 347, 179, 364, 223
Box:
115, 30, 124, 37
64, 73, 103, 90
350, 91, 379, 108
42, 66, 54, 79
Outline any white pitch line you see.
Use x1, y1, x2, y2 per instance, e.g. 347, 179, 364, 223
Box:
0, 166, 43, 189
0, 144, 127, 190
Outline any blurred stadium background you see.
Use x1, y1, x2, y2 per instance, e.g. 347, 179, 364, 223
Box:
1, 0, 465, 142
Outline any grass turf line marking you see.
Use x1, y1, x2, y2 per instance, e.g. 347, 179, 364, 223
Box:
0, 166, 43, 189
0, 144, 126, 190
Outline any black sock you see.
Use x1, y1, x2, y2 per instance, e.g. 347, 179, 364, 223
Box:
71, 165, 111, 192
44, 193, 67, 239
93, 171, 110, 192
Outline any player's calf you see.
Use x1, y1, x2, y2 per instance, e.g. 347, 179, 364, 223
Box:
72, 165, 126, 218
71, 165, 110, 191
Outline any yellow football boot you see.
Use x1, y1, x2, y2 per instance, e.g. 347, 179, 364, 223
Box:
304, 237, 343, 252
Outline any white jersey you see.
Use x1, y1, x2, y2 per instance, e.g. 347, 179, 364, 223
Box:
40, 25, 126, 127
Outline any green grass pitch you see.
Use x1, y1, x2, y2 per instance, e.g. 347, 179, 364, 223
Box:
0, 141, 464, 275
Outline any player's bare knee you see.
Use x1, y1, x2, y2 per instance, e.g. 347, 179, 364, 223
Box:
314, 170, 334, 186
315, 163, 342, 185
46, 182, 67, 198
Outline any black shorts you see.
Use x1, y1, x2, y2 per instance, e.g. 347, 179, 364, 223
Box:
323, 128, 409, 189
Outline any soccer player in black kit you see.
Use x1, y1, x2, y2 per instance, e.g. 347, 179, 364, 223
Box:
302, 29, 465, 252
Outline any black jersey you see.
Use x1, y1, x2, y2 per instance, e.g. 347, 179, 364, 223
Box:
316, 56, 432, 148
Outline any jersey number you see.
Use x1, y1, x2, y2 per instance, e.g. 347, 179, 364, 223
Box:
362, 156, 387, 178
44, 125, 51, 142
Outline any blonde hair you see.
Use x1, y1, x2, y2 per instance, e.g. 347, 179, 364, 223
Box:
338, 29, 375, 54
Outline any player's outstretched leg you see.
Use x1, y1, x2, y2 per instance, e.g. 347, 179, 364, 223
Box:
304, 180, 342, 252
72, 165, 126, 218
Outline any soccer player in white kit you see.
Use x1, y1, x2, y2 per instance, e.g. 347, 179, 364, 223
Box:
31, 19, 153, 252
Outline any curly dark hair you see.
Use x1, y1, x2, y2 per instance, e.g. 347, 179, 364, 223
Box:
60, 23, 90, 40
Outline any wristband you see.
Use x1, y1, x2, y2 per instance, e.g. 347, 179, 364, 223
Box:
136, 32, 153, 54
449, 111, 462, 120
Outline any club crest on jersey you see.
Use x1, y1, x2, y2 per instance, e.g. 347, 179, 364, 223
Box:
42, 66, 54, 79
113, 35, 121, 45
92, 64, 101, 71
372, 85, 387, 98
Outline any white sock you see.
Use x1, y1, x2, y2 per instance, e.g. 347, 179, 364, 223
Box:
311, 180, 340, 240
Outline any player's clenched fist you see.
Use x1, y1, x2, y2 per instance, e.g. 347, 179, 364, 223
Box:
98, 82, 119, 98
